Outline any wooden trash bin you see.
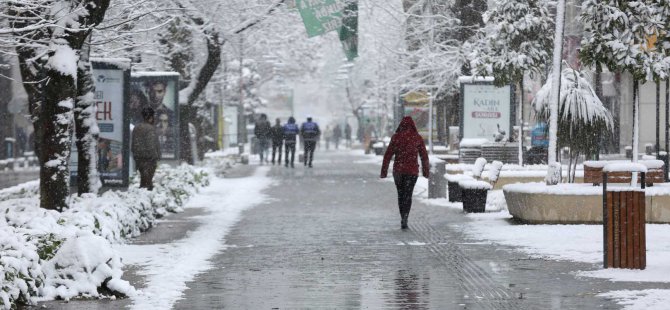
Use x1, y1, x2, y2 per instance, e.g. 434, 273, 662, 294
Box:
602, 163, 647, 270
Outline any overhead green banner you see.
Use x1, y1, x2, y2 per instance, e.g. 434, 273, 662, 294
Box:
296, 0, 346, 37
338, 0, 358, 61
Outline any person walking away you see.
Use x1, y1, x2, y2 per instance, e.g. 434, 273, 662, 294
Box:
132, 107, 162, 190
324, 125, 332, 150
270, 118, 284, 165
333, 124, 342, 149
380, 116, 429, 229
254, 113, 272, 164
344, 122, 352, 148
364, 120, 376, 154
300, 116, 321, 168
283, 116, 299, 168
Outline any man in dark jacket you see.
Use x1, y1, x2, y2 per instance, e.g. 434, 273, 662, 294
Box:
283, 117, 299, 168
380, 116, 429, 229
254, 114, 272, 164
344, 122, 352, 148
270, 118, 284, 165
332, 124, 342, 149
300, 116, 321, 168
132, 107, 161, 190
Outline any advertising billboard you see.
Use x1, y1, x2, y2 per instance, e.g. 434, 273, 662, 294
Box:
401, 91, 437, 143
129, 73, 180, 160
460, 81, 513, 142
70, 59, 131, 187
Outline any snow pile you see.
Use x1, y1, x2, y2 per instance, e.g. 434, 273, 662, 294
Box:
0, 180, 40, 201
603, 163, 648, 173
444, 173, 474, 183
0, 164, 210, 309
488, 161, 504, 183
458, 180, 493, 190
472, 157, 487, 178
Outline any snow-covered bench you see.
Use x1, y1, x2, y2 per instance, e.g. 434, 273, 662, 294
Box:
584, 160, 664, 186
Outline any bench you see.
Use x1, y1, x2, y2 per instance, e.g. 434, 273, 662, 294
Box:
584, 160, 664, 186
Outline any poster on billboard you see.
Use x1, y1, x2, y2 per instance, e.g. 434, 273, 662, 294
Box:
129, 72, 180, 160
70, 58, 131, 187
459, 79, 513, 143
401, 91, 437, 143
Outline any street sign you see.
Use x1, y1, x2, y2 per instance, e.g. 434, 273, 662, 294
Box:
296, 0, 346, 37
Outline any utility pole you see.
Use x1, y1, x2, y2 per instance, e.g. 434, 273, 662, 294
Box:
237, 35, 247, 151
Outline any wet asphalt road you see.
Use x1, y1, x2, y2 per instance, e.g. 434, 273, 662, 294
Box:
0, 169, 38, 189
168, 150, 636, 310
34, 149, 670, 309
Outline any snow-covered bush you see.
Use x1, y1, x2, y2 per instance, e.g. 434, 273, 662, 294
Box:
0, 231, 44, 309
0, 164, 210, 309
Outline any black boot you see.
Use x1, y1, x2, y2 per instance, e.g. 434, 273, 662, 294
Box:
401, 213, 409, 229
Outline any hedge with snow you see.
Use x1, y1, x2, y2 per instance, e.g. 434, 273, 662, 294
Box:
0, 164, 210, 309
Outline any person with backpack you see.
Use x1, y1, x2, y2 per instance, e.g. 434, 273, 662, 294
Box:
270, 118, 284, 165
380, 116, 430, 229
283, 116, 299, 168
254, 113, 272, 164
300, 116, 321, 168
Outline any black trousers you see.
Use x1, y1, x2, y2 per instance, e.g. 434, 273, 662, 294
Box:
304, 140, 316, 165
285, 142, 296, 165
272, 142, 282, 163
394, 173, 418, 215
136, 159, 157, 191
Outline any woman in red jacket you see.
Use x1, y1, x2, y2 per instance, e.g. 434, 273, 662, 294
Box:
380, 116, 430, 229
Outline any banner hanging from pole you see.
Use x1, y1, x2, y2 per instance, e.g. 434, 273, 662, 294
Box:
296, 0, 346, 37
338, 0, 358, 61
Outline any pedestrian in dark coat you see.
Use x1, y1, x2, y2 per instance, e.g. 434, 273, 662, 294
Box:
254, 114, 272, 164
270, 118, 284, 165
333, 124, 342, 149
344, 123, 352, 148
300, 116, 321, 168
283, 116, 299, 168
132, 107, 161, 190
380, 116, 430, 229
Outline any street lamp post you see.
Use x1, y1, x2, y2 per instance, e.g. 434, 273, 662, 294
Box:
428, 91, 433, 154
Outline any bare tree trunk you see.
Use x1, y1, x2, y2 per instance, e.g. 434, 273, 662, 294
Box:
40, 66, 76, 211
0, 56, 12, 159
75, 59, 101, 195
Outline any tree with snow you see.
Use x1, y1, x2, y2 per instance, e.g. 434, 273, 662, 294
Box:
533, 64, 614, 182
4, 0, 112, 210
470, 0, 554, 165
580, 0, 670, 164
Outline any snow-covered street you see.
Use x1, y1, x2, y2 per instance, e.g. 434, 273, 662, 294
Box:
21, 150, 670, 310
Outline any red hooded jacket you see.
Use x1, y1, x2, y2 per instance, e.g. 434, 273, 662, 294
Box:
380, 117, 430, 178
